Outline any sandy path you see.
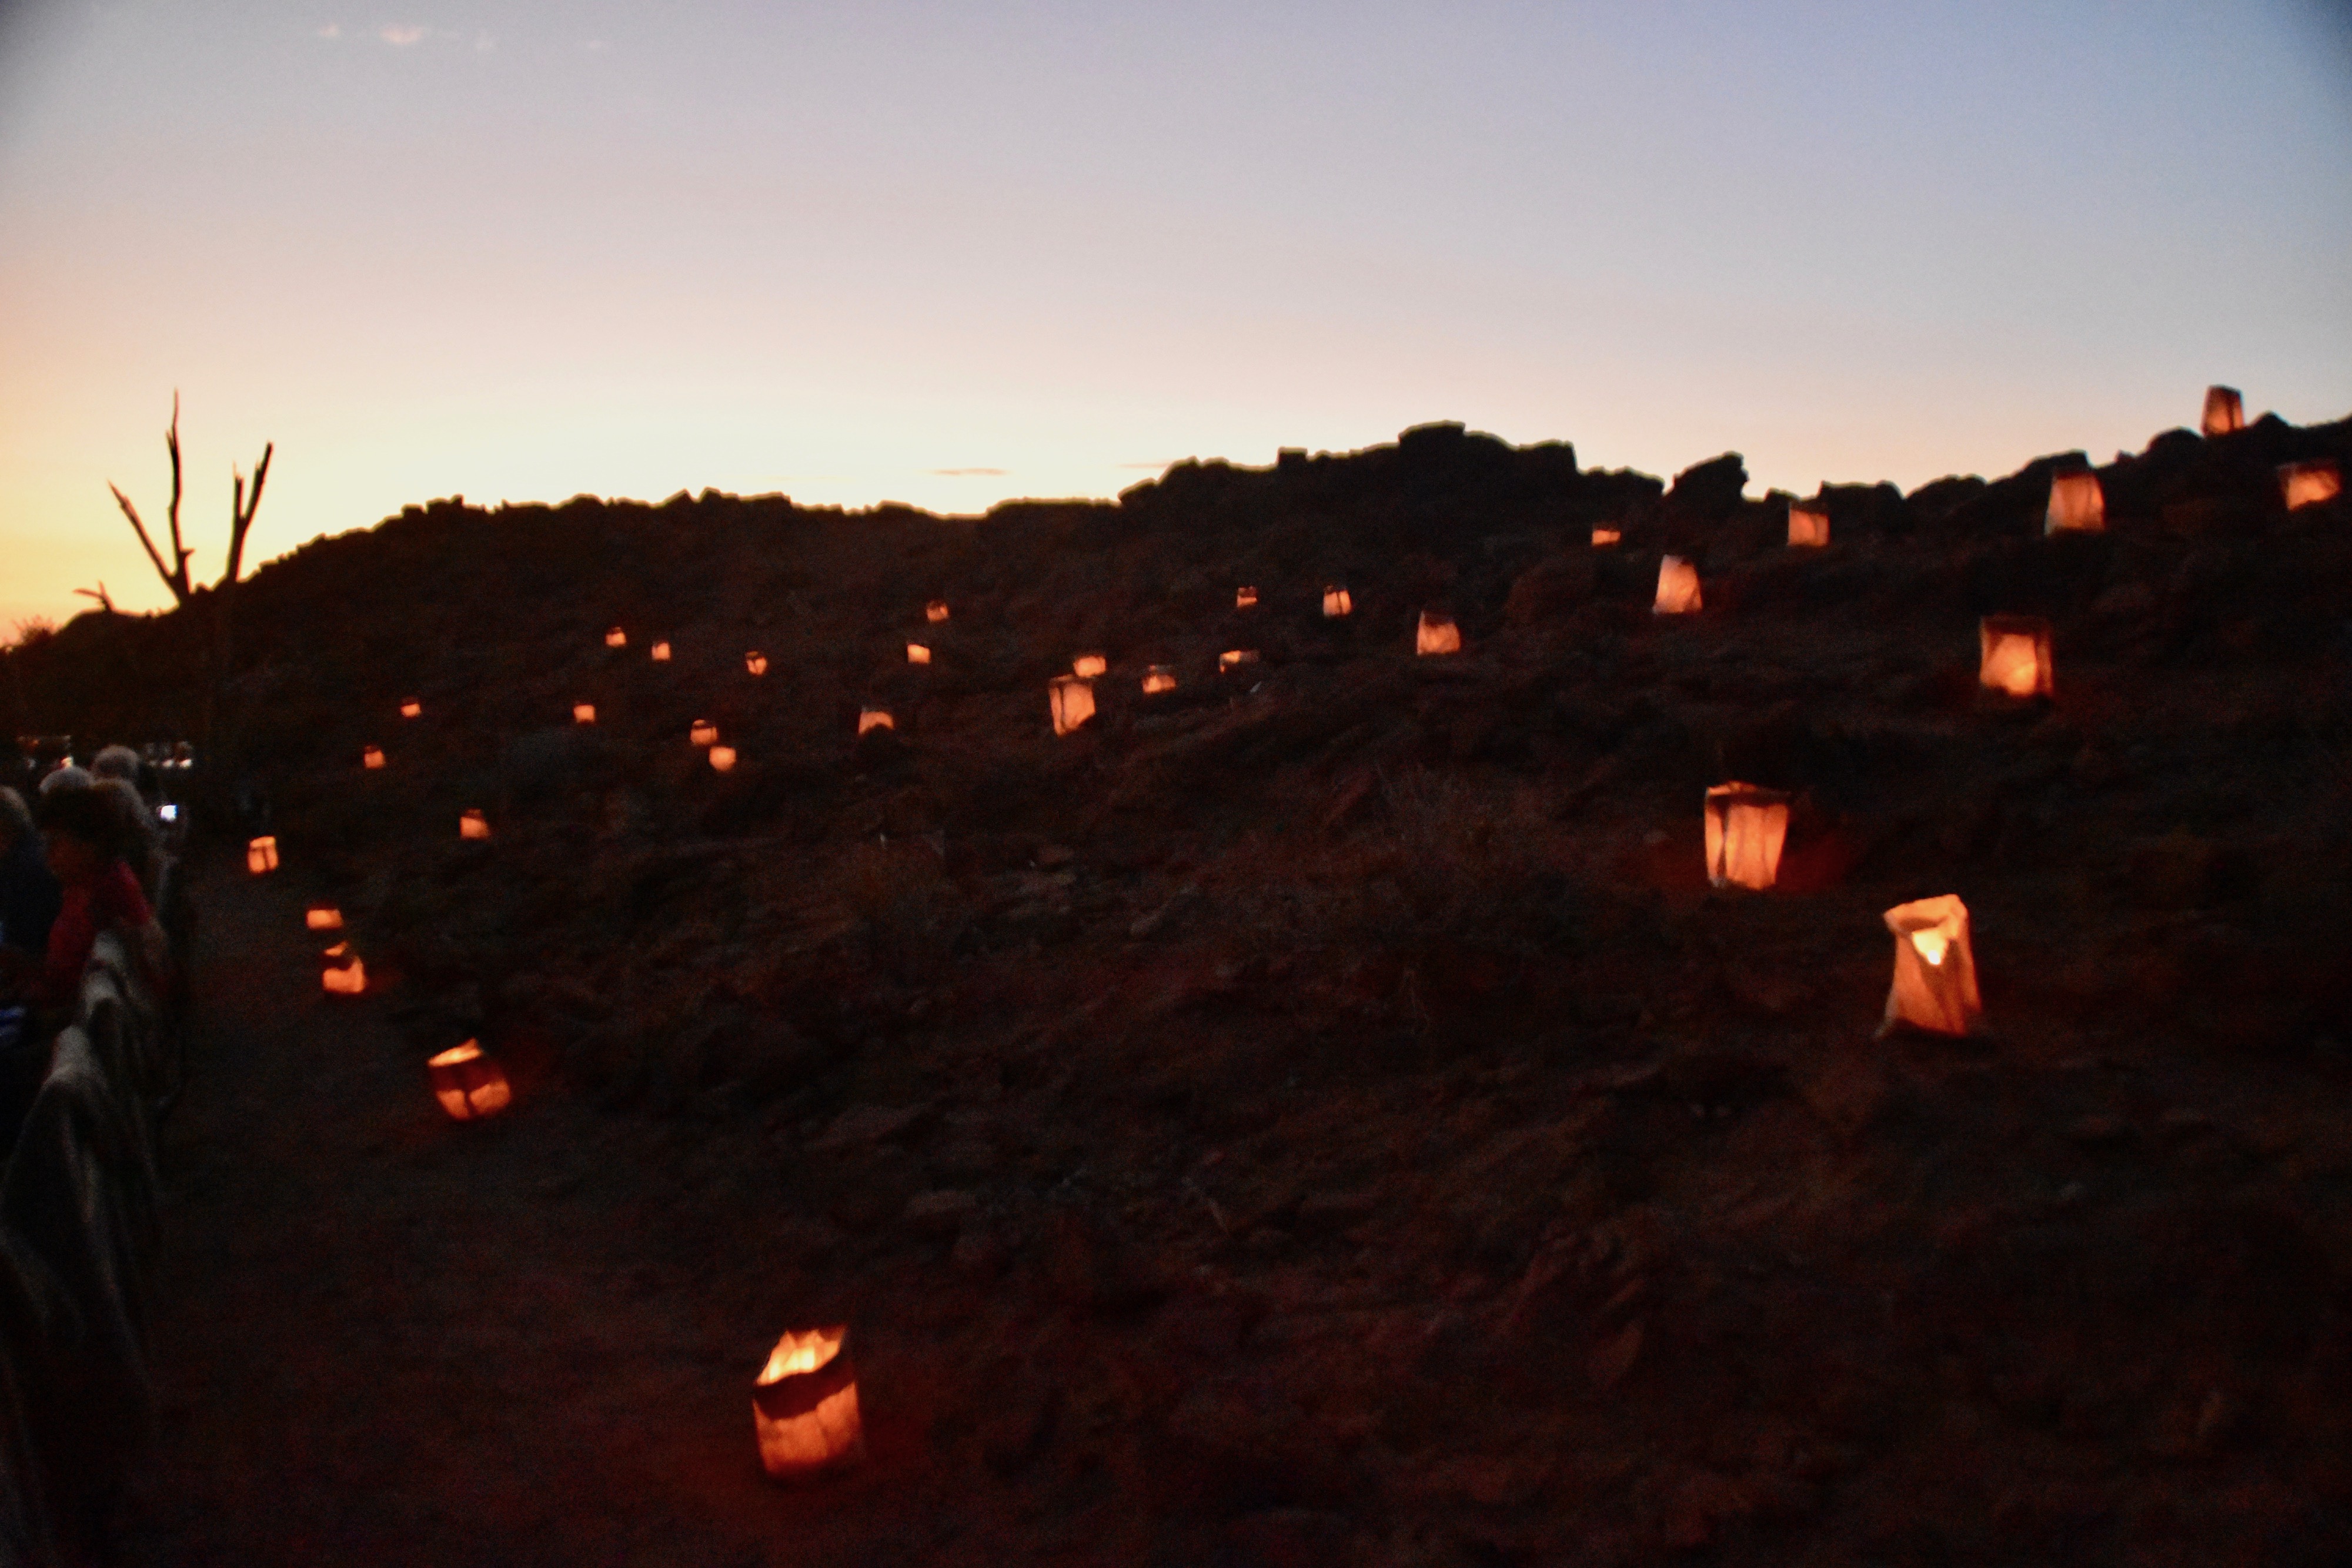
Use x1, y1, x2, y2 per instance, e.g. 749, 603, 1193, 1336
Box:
112, 858, 913, 1567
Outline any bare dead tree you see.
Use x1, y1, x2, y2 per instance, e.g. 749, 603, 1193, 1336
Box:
104, 393, 276, 751
107, 392, 272, 604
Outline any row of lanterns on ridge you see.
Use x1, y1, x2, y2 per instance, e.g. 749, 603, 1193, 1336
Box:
353, 392, 2343, 766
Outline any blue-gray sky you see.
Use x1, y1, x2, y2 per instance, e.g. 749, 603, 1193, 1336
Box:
4, 1, 2348, 627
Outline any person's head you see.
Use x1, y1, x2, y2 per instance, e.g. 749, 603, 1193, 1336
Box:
90, 745, 142, 786
35, 783, 121, 886
0, 787, 29, 858
91, 778, 155, 853
36, 764, 92, 798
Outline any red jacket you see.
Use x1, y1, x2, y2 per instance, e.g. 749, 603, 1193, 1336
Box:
35, 861, 151, 1008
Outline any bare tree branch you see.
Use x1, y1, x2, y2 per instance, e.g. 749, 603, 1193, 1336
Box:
222, 440, 271, 589
164, 390, 191, 600
109, 482, 184, 604
74, 582, 116, 613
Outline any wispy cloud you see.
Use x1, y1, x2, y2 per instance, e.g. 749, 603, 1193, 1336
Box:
379, 24, 426, 46
929, 467, 1007, 477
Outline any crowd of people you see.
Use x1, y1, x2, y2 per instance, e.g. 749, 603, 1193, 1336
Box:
0, 745, 173, 1152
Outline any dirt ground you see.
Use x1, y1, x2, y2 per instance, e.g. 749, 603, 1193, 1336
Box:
115, 855, 969, 1567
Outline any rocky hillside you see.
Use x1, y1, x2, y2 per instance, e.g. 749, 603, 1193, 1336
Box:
11, 407, 2352, 1562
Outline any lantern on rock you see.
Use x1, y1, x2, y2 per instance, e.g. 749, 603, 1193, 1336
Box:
1049, 676, 1095, 735
400, 701, 422, 719
1591, 527, 1622, 548
709, 745, 737, 773
1703, 784, 1790, 891
306, 906, 343, 931
573, 704, 596, 725
247, 836, 279, 874
2201, 386, 2244, 438
2045, 470, 2104, 535
363, 746, 386, 770
650, 641, 672, 662
1218, 650, 1259, 673
321, 943, 366, 996
857, 708, 894, 735
1879, 895, 1981, 1037
1323, 586, 1352, 618
753, 1326, 864, 1480
606, 627, 627, 648
1654, 556, 1702, 615
746, 652, 768, 676
1235, 586, 1258, 608
690, 721, 719, 747
428, 1040, 513, 1120
1142, 666, 1178, 695
2280, 459, 2342, 511
926, 600, 951, 623
1788, 503, 1829, 548
1979, 615, 2053, 699
906, 643, 931, 665
1073, 653, 1108, 679
460, 810, 490, 841
1416, 613, 1462, 656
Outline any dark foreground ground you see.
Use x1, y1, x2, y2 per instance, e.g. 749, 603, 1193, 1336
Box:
110, 838, 2352, 1566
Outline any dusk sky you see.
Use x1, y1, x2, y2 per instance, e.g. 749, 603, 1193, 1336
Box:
4, 1, 2348, 631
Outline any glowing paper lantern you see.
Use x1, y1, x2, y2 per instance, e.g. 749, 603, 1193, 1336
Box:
362, 747, 386, 770
400, 701, 422, 719
606, 627, 627, 648
1979, 616, 2054, 699
460, 810, 490, 841
926, 600, 951, 623
1653, 556, 1702, 614
708, 745, 737, 773
1323, 586, 1352, 618
690, 721, 719, 747
2280, 459, 2342, 511
1787, 503, 1829, 548
907, 643, 931, 665
857, 708, 894, 735
573, 704, 596, 724
1703, 784, 1790, 891
650, 641, 672, 662
753, 1327, 864, 1479
1880, 895, 1981, 1038
1073, 653, 1108, 679
2045, 470, 2104, 535
247, 836, 279, 874
428, 1040, 513, 1121
2201, 385, 2244, 437
321, 944, 366, 996
1591, 528, 1621, 548
746, 652, 768, 675
1416, 613, 1462, 656
306, 907, 343, 931
1235, 586, 1258, 607
1142, 666, 1178, 694
1218, 650, 1259, 672
1049, 675, 1095, 735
